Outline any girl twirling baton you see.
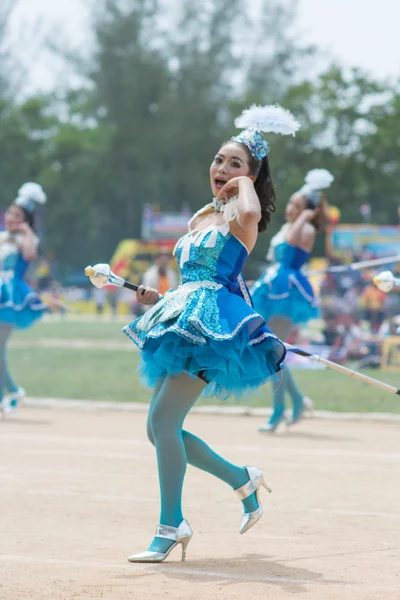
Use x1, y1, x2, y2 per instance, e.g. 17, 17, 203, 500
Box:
123, 105, 300, 562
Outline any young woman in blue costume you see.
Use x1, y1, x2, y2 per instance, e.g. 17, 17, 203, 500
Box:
0, 183, 47, 417
251, 169, 334, 432
123, 104, 300, 563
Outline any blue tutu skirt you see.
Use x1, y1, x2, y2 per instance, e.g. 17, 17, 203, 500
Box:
123, 283, 286, 400
0, 279, 48, 329
251, 268, 319, 325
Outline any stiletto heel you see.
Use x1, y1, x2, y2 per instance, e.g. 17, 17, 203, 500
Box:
234, 466, 271, 534
261, 475, 272, 493
258, 412, 288, 433
180, 537, 190, 561
128, 519, 193, 563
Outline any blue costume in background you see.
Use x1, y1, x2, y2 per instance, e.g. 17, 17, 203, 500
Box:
251, 224, 318, 430
124, 220, 286, 399
0, 182, 47, 416
251, 225, 319, 324
0, 231, 47, 414
0, 232, 47, 329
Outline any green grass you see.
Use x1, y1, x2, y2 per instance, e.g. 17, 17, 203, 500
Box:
7, 319, 400, 413
10, 347, 147, 402
12, 319, 129, 342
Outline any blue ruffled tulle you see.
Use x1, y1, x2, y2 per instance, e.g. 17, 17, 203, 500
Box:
124, 281, 286, 399
0, 280, 47, 329
252, 271, 319, 325
128, 326, 285, 400
252, 285, 319, 324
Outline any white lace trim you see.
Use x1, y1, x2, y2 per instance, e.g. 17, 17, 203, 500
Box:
125, 312, 263, 347
0, 291, 47, 312
124, 321, 207, 346
190, 313, 260, 340
220, 196, 238, 223
288, 274, 318, 305
249, 331, 277, 346
148, 323, 206, 345
237, 274, 252, 307
211, 197, 225, 212
266, 273, 318, 306
123, 324, 145, 348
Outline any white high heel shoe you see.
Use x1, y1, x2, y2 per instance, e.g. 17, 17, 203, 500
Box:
128, 519, 193, 563
235, 466, 271, 534
1, 387, 26, 418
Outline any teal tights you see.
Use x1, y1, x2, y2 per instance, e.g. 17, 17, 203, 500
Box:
146, 373, 260, 553
268, 317, 304, 425
0, 324, 18, 402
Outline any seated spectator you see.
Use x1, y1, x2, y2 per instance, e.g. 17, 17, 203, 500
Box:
360, 282, 387, 333
142, 250, 178, 295
321, 312, 344, 347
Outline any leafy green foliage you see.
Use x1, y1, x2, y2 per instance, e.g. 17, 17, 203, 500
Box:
0, 0, 399, 276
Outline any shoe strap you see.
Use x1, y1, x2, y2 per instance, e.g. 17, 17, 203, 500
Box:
235, 477, 257, 501
155, 524, 178, 541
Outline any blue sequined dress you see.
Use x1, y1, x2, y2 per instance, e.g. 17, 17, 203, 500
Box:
0, 232, 47, 329
251, 226, 319, 325
124, 221, 286, 399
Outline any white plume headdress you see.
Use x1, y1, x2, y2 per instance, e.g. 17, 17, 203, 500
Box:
15, 182, 47, 212
231, 104, 300, 161
299, 169, 334, 206
234, 104, 301, 136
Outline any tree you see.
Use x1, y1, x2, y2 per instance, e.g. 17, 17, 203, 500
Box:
0, 0, 18, 98
5, 0, 397, 277
0, 96, 56, 207
242, 0, 316, 102
43, 0, 248, 267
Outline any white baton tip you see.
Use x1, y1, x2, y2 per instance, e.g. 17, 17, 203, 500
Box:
373, 271, 397, 293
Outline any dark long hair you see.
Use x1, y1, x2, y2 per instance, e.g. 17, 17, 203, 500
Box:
13, 205, 36, 230
228, 143, 276, 233
303, 192, 328, 233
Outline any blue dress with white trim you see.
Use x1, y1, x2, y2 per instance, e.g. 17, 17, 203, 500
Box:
123, 220, 286, 399
0, 232, 47, 329
251, 226, 319, 325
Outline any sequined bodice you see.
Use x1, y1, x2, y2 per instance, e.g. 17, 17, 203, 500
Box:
273, 242, 309, 270
174, 224, 248, 288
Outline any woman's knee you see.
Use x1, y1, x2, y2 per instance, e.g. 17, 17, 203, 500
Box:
146, 415, 155, 446
149, 404, 178, 442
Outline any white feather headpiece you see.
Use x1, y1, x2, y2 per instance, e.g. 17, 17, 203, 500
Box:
231, 104, 300, 162
234, 104, 301, 136
298, 169, 334, 206
304, 169, 334, 191
15, 182, 47, 212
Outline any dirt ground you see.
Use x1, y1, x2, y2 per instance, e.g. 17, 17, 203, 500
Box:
1, 408, 399, 600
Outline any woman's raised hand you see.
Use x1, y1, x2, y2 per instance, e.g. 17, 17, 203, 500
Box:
217, 176, 254, 202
